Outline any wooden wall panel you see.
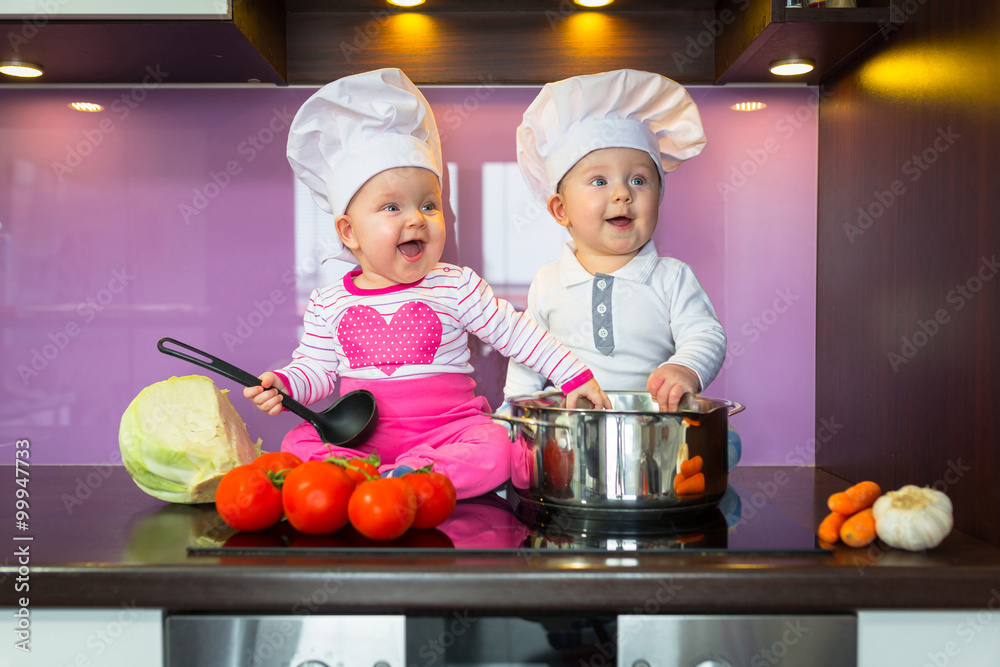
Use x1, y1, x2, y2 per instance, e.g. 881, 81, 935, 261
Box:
286, 10, 716, 85
816, 0, 1000, 546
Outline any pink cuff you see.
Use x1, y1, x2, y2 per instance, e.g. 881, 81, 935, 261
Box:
559, 369, 593, 395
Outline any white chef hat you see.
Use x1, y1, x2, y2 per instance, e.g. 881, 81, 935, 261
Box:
287, 68, 443, 262
517, 69, 707, 206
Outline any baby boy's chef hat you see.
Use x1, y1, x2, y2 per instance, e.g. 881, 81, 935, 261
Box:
286, 68, 443, 262
517, 69, 707, 206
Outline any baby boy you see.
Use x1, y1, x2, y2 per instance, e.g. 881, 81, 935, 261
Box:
503, 69, 727, 413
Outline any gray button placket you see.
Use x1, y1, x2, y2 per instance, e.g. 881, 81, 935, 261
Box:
592, 273, 615, 355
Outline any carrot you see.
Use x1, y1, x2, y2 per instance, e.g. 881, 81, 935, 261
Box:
680, 455, 703, 478
675, 472, 705, 495
827, 481, 882, 515
817, 511, 849, 544
673, 473, 685, 493
839, 508, 877, 547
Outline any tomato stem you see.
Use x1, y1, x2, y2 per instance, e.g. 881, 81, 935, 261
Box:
265, 468, 291, 489
325, 456, 379, 481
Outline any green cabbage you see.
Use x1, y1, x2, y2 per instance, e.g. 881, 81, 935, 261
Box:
119, 375, 261, 503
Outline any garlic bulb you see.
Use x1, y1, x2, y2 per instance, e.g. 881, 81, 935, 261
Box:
872, 485, 954, 551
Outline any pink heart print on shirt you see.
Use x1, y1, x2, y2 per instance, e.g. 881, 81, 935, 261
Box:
338, 301, 443, 376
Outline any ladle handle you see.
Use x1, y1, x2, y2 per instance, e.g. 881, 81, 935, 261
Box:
157, 337, 318, 424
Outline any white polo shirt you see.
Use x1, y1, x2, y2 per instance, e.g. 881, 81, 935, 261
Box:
503, 240, 726, 398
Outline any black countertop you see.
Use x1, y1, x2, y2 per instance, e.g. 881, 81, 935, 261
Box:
3, 465, 999, 613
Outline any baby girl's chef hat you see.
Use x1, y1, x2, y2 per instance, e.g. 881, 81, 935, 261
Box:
286, 68, 443, 262
517, 69, 707, 206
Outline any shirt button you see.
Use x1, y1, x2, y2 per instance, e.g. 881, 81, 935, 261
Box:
596, 303, 607, 315
596, 279, 607, 290
598, 327, 609, 338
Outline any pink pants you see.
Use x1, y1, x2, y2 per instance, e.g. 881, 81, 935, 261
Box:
280, 374, 530, 499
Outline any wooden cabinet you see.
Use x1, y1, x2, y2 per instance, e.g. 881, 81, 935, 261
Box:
0, 0, 285, 85
716, 0, 902, 84
0, 0, 900, 85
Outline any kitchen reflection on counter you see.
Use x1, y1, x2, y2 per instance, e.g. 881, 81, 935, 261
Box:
127, 480, 822, 559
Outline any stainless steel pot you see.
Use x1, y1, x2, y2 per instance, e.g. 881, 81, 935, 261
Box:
496, 392, 744, 520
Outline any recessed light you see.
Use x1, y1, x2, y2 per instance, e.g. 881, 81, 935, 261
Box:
0, 61, 44, 78
69, 102, 104, 113
731, 101, 767, 111
575, 0, 614, 6
769, 58, 815, 76
388, 0, 425, 6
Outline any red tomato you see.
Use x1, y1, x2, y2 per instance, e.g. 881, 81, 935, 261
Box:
348, 478, 417, 541
543, 438, 574, 491
401, 472, 457, 529
250, 451, 303, 474
281, 461, 357, 534
339, 457, 381, 485
215, 465, 284, 532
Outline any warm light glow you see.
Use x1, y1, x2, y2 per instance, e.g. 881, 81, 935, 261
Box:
769, 59, 815, 76
575, 0, 614, 6
390, 12, 436, 39
0, 62, 44, 78
564, 12, 612, 43
387, 0, 425, 6
69, 102, 104, 113
730, 101, 767, 112
859, 42, 997, 104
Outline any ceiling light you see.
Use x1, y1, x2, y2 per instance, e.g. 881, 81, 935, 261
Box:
0, 61, 44, 78
769, 58, 815, 76
69, 102, 104, 113
575, 0, 614, 6
387, 0, 425, 6
731, 101, 767, 111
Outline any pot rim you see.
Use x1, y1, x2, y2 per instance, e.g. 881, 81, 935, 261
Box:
508, 390, 744, 417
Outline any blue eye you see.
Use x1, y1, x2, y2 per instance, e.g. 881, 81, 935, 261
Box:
591, 178, 607, 186
631, 177, 645, 186
384, 204, 399, 212
422, 202, 437, 211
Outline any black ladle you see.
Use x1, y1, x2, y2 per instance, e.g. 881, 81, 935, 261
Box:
157, 338, 377, 448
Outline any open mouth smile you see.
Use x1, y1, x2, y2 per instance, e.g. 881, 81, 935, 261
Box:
397, 239, 426, 261
605, 216, 633, 228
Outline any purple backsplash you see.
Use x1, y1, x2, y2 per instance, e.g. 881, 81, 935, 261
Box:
0, 85, 816, 466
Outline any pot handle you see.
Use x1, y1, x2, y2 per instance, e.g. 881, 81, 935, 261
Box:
489, 413, 569, 429
728, 401, 746, 416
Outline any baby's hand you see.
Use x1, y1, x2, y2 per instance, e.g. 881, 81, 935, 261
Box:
565, 378, 612, 410
647, 364, 700, 412
243, 372, 288, 416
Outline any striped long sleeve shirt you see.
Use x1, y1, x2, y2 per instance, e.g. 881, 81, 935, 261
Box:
274, 264, 593, 406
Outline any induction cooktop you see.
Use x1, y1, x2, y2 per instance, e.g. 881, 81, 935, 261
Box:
188, 478, 824, 555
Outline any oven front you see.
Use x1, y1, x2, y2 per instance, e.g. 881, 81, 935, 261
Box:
165, 613, 857, 666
